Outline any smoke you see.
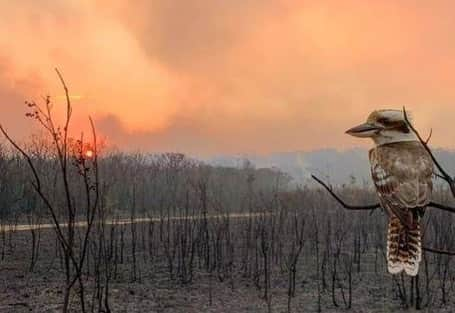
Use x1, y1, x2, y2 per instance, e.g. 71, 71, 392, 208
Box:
1, 0, 455, 153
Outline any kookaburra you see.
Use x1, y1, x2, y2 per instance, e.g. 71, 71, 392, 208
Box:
346, 109, 433, 276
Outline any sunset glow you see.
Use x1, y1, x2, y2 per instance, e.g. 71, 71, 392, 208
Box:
85, 149, 94, 159
1, 1, 455, 155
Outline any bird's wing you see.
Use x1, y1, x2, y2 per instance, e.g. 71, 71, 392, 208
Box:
369, 143, 433, 228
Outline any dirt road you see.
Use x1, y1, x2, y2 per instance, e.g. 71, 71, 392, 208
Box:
2, 212, 269, 233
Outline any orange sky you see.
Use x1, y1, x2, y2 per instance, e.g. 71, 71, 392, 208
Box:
1, 0, 455, 155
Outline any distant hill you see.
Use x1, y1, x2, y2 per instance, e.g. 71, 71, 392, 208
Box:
207, 147, 455, 186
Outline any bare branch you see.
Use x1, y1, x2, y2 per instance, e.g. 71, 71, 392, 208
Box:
55, 68, 72, 130
313, 174, 455, 256
55, 68, 72, 175
403, 106, 455, 197
425, 128, 433, 145
428, 201, 455, 214
422, 246, 455, 256
435, 173, 446, 180
0, 124, 71, 253
311, 175, 380, 211
0, 125, 41, 190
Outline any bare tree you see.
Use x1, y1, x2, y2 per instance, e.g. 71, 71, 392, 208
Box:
0, 69, 100, 313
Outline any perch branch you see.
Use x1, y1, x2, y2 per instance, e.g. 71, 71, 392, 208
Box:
313, 175, 455, 256
311, 175, 380, 210
428, 201, 455, 214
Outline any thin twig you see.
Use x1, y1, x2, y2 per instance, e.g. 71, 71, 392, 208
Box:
425, 128, 433, 145
311, 175, 380, 210
422, 246, 455, 256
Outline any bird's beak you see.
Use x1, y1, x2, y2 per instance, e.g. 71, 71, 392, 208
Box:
345, 123, 383, 138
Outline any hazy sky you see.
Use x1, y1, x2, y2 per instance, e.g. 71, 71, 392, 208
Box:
1, 0, 455, 155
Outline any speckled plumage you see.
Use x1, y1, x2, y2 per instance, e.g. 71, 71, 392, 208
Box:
369, 141, 433, 276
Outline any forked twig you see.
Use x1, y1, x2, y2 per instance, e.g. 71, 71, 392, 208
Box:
403, 107, 455, 198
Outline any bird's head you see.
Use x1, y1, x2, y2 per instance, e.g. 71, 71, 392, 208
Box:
346, 109, 418, 146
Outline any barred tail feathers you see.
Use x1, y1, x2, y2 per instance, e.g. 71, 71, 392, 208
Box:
387, 215, 421, 276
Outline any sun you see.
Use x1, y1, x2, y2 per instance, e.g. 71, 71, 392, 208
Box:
85, 149, 94, 158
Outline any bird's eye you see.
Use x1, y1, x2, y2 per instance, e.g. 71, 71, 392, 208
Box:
377, 118, 390, 125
